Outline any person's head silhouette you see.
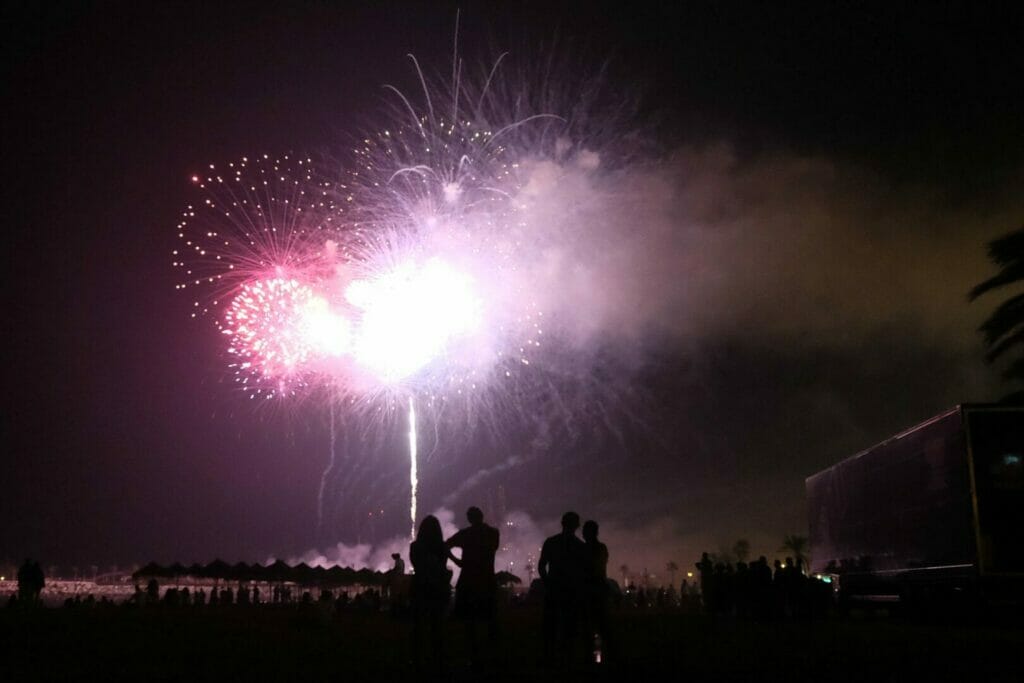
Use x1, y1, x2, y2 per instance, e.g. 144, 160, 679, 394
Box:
466, 506, 484, 526
417, 515, 444, 548
561, 511, 580, 533
582, 520, 599, 542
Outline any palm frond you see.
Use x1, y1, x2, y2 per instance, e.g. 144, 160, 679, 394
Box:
969, 262, 1024, 300
969, 226, 1024, 300
977, 292, 1024, 347
988, 227, 1024, 267
985, 327, 1024, 362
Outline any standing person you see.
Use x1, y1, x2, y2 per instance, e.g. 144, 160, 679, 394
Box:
582, 520, 610, 664
388, 552, 407, 614
696, 552, 713, 613
17, 559, 33, 603
410, 515, 452, 673
446, 506, 500, 665
391, 552, 406, 576
538, 511, 586, 665
29, 561, 44, 601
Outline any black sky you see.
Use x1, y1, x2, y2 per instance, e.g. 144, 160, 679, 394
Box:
3, 1, 1023, 569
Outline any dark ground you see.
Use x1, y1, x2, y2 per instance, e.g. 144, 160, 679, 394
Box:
2, 605, 1022, 682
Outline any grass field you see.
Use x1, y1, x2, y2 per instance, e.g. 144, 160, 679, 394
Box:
2, 605, 1022, 681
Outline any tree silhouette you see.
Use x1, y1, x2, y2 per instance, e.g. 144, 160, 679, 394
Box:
666, 561, 679, 587
970, 226, 1024, 403
732, 539, 751, 563
779, 535, 808, 569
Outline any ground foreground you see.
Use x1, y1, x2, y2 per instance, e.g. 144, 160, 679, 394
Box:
2, 606, 1022, 682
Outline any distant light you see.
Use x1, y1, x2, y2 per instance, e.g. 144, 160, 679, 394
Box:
821, 576, 833, 584
1003, 453, 1021, 466
686, 572, 693, 578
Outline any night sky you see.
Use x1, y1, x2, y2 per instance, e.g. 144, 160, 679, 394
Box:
3, 1, 1023, 572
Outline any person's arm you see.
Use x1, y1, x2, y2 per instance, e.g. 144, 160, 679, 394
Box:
538, 540, 550, 581
445, 529, 463, 549
409, 544, 422, 573
446, 529, 464, 565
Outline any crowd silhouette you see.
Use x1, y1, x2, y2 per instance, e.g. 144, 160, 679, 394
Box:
693, 552, 830, 620
6, 520, 837, 674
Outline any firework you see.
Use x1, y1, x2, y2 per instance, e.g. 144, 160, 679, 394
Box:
221, 277, 350, 397
175, 43, 626, 539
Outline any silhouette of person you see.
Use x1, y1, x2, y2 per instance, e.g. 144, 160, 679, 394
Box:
30, 561, 44, 600
446, 506, 500, 664
696, 552, 713, 613
388, 552, 407, 612
17, 559, 33, 602
391, 552, 406, 576
753, 556, 772, 619
539, 511, 586, 664
410, 515, 451, 673
582, 520, 610, 663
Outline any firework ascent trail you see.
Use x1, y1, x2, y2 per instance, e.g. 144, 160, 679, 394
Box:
408, 397, 417, 539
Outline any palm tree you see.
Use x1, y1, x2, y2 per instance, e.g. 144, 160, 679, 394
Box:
779, 535, 809, 570
619, 564, 630, 587
666, 561, 679, 587
970, 226, 1024, 402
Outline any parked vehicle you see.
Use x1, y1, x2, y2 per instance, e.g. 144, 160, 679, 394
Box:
806, 404, 1023, 610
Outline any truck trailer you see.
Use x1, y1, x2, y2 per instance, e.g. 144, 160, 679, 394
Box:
806, 404, 1023, 609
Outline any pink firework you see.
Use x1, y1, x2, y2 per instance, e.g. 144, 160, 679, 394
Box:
173, 154, 349, 318
222, 277, 350, 399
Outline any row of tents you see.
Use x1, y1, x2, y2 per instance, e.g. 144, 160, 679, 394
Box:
132, 560, 389, 587
132, 560, 524, 588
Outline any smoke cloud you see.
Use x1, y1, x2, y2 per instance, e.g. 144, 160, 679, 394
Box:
513, 143, 1022, 354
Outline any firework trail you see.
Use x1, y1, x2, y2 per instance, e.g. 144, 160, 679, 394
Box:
316, 400, 338, 534
408, 397, 418, 539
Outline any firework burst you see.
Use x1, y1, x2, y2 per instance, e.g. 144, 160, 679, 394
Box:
174, 43, 638, 538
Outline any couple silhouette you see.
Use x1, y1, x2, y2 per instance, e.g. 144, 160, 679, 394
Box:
409, 506, 499, 670
409, 507, 610, 670
539, 512, 609, 664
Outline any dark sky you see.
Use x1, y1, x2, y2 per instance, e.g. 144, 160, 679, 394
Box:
3, 1, 1023, 570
